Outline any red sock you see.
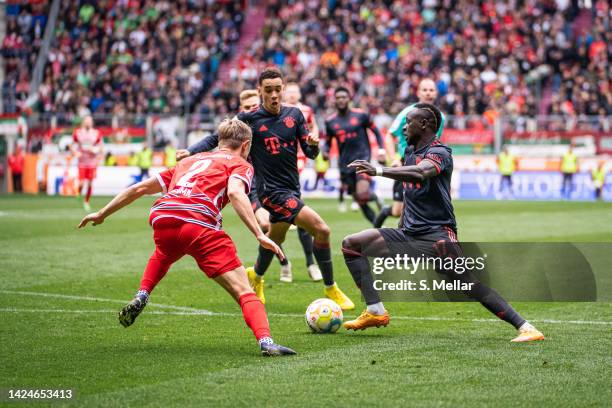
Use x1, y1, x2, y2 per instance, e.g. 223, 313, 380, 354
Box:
239, 293, 271, 341
85, 182, 93, 203
139, 251, 172, 293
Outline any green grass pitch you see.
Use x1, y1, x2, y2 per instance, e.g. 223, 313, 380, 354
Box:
1, 196, 611, 407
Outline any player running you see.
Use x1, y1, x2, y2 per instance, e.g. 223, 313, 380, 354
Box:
282, 82, 323, 283
342, 104, 544, 343
323, 86, 386, 225
71, 115, 103, 211
181, 67, 354, 310
78, 119, 296, 356
375, 79, 445, 227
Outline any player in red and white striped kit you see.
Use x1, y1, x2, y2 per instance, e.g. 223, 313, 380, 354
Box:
71, 116, 103, 211
78, 119, 296, 356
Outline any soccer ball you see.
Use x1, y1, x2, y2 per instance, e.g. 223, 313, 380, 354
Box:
305, 298, 343, 333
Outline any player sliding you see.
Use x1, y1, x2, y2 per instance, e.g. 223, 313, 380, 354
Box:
323, 86, 386, 225
71, 115, 103, 211
342, 104, 544, 342
78, 119, 296, 356
181, 67, 354, 310
375, 78, 445, 227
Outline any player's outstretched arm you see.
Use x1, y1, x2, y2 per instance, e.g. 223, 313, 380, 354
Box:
227, 178, 285, 261
77, 177, 163, 228
348, 159, 438, 183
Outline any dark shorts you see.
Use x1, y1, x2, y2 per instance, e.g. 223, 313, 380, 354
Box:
340, 169, 371, 195
378, 226, 459, 259
260, 190, 305, 224
392, 180, 403, 202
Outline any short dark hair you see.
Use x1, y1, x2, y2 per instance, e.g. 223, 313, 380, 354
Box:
334, 86, 351, 96
218, 118, 252, 149
258, 66, 283, 85
413, 103, 442, 133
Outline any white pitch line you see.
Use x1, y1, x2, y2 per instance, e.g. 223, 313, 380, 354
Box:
0, 308, 230, 316
0, 289, 214, 313
0, 290, 610, 326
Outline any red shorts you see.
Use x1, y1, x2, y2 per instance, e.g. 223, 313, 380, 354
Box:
150, 218, 242, 278
78, 167, 97, 180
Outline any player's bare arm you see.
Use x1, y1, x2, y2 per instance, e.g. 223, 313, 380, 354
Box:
348, 159, 438, 183
227, 177, 285, 261
77, 177, 162, 228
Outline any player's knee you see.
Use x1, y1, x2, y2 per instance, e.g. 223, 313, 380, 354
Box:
314, 222, 331, 241
391, 204, 402, 217
356, 191, 370, 205
341, 234, 360, 252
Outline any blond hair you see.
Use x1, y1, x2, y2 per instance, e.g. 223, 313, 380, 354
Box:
239, 89, 258, 102
218, 118, 252, 149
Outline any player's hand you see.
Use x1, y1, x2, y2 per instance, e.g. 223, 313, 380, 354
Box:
348, 160, 376, 176
305, 133, 319, 146
176, 149, 191, 162
257, 234, 285, 261
78, 212, 105, 228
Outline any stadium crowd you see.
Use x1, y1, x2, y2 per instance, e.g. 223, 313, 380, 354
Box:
3, 0, 244, 121
2, 0, 49, 113
2, 0, 610, 131
219, 0, 610, 129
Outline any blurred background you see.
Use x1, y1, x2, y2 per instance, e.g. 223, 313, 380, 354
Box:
0, 0, 610, 200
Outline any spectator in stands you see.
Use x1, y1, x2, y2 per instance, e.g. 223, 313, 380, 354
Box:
33, 0, 244, 118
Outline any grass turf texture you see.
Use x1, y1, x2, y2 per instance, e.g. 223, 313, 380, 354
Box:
0, 196, 610, 407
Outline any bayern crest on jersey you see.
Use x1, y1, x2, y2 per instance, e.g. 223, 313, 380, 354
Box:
283, 116, 295, 128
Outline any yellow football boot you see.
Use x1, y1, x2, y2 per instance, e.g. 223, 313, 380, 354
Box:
344, 310, 390, 331
511, 325, 545, 342
246, 267, 265, 304
324, 283, 355, 310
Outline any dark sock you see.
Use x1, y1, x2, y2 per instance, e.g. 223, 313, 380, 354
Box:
297, 227, 315, 266
463, 279, 526, 329
359, 203, 376, 224
313, 241, 334, 286
374, 205, 392, 228
341, 247, 381, 304
254, 245, 275, 277
277, 244, 288, 266
339, 189, 344, 203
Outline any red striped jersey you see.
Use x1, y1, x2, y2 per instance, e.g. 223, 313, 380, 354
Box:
73, 127, 103, 168
150, 151, 253, 230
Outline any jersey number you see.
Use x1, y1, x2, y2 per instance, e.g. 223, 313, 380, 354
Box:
176, 159, 212, 188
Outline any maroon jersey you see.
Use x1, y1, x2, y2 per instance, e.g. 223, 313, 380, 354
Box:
151, 151, 253, 231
